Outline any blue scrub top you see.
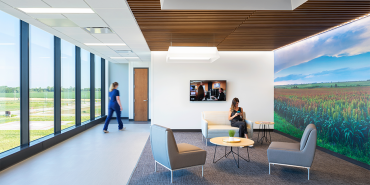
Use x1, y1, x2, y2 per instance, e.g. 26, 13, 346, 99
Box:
109, 89, 120, 104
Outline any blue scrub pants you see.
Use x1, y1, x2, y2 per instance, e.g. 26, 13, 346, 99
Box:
103, 103, 124, 130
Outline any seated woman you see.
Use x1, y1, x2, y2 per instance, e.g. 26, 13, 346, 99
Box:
228, 97, 248, 139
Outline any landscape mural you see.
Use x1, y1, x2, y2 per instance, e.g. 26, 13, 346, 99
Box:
274, 16, 370, 165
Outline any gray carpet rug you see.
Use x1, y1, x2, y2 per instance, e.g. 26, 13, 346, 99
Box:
128, 132, 369, 185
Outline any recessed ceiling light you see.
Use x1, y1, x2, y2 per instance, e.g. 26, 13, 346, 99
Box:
110, 57, 139, 59
18, 8, 94, 14
84, 43, 126, 46
83, 27, 113, 34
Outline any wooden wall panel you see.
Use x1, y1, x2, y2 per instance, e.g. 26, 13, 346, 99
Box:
127, 0, 370, 51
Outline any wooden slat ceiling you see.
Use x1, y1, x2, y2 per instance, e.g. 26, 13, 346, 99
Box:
127, 0, 370, 51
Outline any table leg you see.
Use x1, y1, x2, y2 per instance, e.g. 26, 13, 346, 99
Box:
213, 145, 250, 167
257, 124, 261, 143
268, 124, 272, 142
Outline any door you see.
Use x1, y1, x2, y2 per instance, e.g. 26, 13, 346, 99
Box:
134, 68, 148, 121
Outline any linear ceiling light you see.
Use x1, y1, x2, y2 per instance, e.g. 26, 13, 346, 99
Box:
166, 46, 220, 63
110, 57, 139, 59
84, 43, 126, 46
18, 8, 94, 14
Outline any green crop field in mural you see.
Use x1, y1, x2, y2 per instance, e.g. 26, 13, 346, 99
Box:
274, 16, 370, 165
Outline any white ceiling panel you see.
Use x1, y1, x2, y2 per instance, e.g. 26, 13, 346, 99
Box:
118, 53, 138, 57
42, 0, 89, 8
92, 34, 122, 40
29, 13, 65, 19
108, 53, 122, 57
71, 19, 108, 27
84, 0, 127, 9
72, 36, 101, 43
107, 45, 131, 50
93, 9, 131, 20
0, 6, 35, 21
0, 0, 151, 62
63, 13, 101, 20
0, 1, 12, 9
94, 39, 125, 44
86, 45, 111, 51
1, 0, 50, 8
38, 19, 78, 27
53, 27, 88, 34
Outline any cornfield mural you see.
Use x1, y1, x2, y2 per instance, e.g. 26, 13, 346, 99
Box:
274, 16, 370, 165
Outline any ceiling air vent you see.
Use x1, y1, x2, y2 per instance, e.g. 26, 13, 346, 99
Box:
115, 50, 133, 53
83, 27, 113, 34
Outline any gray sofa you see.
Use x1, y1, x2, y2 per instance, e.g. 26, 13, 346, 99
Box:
201, 111, 254, 146
267, 124, 317, 180
150, 124, 207, 183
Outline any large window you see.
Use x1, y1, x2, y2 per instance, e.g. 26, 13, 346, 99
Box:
29, 25, 54, 141
0, 9, 106, 157
95, 56, 101, 117
81, 49, 90, 122
0, 11, 20, 153
61, 40, 75, 130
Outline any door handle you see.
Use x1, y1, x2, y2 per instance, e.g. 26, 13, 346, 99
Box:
143, 100, 148, 101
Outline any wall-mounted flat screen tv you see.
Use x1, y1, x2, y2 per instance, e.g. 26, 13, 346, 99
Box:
190, 80, 226, 101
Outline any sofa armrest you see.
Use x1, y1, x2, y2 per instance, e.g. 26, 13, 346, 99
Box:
201, 119, 208, 138
245, 119, 254, 139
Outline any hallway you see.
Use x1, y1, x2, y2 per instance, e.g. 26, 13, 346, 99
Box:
0, 123, 150, 185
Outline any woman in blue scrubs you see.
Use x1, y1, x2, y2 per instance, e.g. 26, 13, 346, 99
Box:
103, 82, 125, 133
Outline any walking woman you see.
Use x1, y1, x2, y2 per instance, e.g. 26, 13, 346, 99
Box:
103, 82, 126, 133
228, 97, 248, 138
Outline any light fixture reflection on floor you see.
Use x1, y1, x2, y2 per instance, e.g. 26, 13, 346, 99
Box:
166, 46, 220, 63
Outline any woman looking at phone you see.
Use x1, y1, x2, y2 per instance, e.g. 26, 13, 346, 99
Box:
228, 97, 248, 138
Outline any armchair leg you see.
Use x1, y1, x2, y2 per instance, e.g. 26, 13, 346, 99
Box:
202, 165, 204, 177
269, 163, 271, 174
171, 170, 173, 183
308, 168, 310, 180
206, 138, 207, 146
155, 161, 157, 172
202, 135, 203, 141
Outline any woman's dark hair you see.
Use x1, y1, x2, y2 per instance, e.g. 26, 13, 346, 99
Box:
230, 97, 239, 111
198, 85, 205, 101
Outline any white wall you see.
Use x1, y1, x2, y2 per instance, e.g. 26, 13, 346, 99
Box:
128, 62, 151, 119
108, 62, 129, 118
151, 51, 274, 129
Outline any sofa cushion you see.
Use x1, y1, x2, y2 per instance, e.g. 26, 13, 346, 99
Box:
203, 111, 246, 125
208, 125, 239, 133
177, 143, 203, 154
268, 142, 300, 152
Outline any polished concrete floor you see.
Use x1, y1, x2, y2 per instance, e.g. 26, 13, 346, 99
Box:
0, 122, 151, 185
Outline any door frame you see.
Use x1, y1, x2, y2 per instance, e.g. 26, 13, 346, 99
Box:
133, 67, 149, 121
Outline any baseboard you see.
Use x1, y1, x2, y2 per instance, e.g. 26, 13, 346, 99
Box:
111, 117, 129, 119
0, 116, 107, 172
274, 130, 370, 170
172, 129, 273, 132
172, 129, 202, 132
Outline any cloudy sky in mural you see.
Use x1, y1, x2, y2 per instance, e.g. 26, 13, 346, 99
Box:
274, 16, 370, 85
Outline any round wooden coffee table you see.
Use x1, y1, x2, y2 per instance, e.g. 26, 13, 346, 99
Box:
255, 121, 274, 144
210, 137, 254, 168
